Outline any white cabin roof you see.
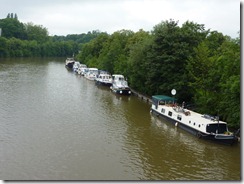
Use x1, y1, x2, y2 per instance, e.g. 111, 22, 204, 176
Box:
112, 74, 125, 79
99, 73, 111, 76
162, 105, 226, 125
88, 68, 98, 71
112, 74, 124, 77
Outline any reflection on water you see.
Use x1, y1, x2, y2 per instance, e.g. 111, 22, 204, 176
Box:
0, 58, 240, 180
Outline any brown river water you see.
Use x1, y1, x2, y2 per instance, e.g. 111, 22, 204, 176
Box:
0, 58, 240, 180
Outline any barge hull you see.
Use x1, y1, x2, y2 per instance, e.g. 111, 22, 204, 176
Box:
151, 109, 237, 145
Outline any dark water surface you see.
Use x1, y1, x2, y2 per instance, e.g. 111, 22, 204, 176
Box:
0, 58, 240, 180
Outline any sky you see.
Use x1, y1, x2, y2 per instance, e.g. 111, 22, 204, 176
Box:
0, 0, 241, 38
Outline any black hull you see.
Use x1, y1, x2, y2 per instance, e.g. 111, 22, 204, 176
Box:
65, 62, 74, 70
111, 88, 131, 95
151, 109, 237, 145
95, 81, 112, 87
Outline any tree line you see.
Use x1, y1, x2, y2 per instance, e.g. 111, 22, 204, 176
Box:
76, 20, 240, 129
0, 14, 103, 57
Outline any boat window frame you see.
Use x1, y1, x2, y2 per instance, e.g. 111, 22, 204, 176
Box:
177, 114, 182, 121
206, 123, 227, 134
168, 111, 172, 117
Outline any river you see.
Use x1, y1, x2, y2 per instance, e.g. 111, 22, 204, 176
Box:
0, 57, 240, 180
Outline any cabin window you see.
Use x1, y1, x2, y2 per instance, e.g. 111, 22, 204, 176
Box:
152, 98, 159, 106
161, 108, 165, 113
193, 122, 196, 126
168, 111, 172, 116
198, 125, 201, 128
189, 121, 191, 124
206, 124, 227, 134
159, 101, 165, 105
177, 115, 182, 121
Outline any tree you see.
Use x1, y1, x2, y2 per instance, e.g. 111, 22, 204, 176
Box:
126, 29, 151, 93
25, 22, 49, 43
14, 13, 18, 20
187, 41, 217, 113
0, 37, 8, 57
0, 18, 27, 39
217, 37, 240, 128
97, 30, 134, 74
76, 32, 109, 66
144, 20, 207, 99
7, 37, 24, 57
186, 32, 240, 128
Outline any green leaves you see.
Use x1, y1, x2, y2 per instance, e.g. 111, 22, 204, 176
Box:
24, 22, 49, 43
0, 18, 27, 39
187, 32, 240, 128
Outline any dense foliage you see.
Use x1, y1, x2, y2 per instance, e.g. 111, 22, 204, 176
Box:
0, 14, 103, 57
0, 14, 240, 129
76, 20, 240, 129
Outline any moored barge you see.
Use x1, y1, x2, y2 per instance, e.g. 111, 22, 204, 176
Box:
150, 95, 238, 145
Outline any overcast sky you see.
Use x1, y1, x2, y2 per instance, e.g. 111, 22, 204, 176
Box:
0, 0, 240, 38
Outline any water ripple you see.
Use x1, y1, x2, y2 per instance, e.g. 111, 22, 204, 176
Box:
0, 59, 240, 180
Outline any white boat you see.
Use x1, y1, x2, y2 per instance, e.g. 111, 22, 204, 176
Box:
84, 68, 99, 80
65, 58, 75, 69
77, 64, 87, 75
73, 61, 81, 72
95, 73, 113, 86
110, 74, 131, 95
150, 95, 238, 145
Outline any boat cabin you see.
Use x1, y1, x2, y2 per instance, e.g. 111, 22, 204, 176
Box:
151, 95, 234, 143
152, 95, 177, 108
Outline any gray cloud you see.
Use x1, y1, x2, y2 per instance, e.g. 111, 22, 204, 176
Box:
0, 0, 240, 37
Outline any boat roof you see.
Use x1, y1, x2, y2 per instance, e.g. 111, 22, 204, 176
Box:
168, 106, 227, 125
66, 57, 74, 60
154, 96, 227, 125
88, 68, 98, 70
112, 74, 124, 76
152, 95, 177, 102
99, 73, 111, 76
80, 64, 87, 67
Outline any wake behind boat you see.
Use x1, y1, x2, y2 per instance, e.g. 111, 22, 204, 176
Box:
150, 95, 238, 145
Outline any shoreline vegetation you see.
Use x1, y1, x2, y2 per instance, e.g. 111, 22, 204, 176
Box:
0, 13, 240, 130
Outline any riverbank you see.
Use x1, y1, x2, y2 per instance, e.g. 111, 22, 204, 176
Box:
131, 88, 152, 103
